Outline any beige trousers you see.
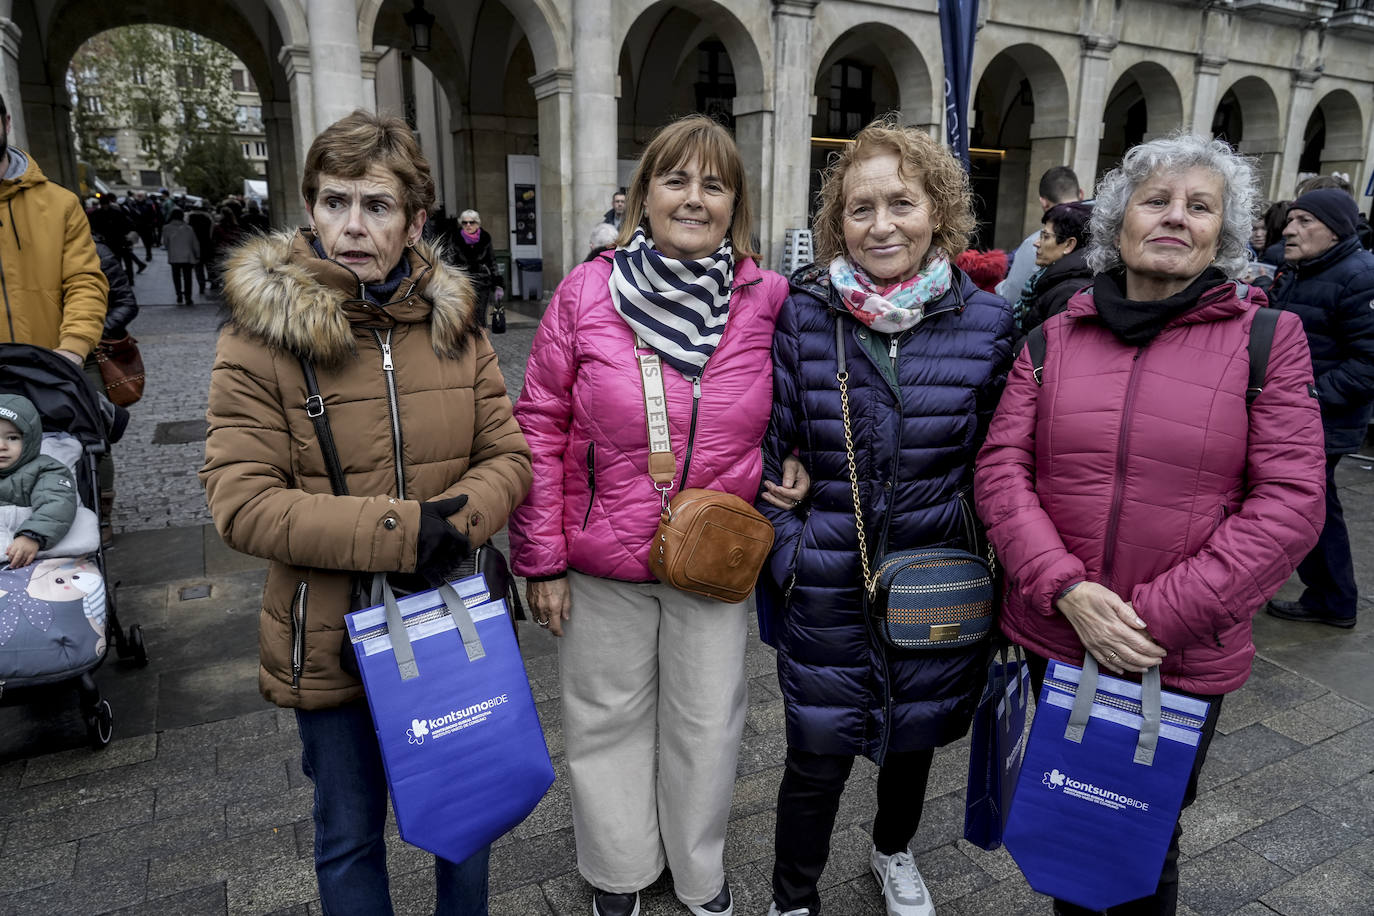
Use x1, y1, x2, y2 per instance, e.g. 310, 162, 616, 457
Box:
560, 571, 749, 905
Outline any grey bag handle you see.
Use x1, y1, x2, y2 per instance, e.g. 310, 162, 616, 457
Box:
1064, 655, 1163, 766
371, 574, 487, 681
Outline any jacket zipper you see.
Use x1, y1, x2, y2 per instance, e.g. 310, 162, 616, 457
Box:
372, 328, 407, 498
1101, 347, 1147, 589
583, 442, 596, 527
869, 327, 907, 763
0, 248, 13, 341
782, 508, 809, 605
290, 581, 308, 689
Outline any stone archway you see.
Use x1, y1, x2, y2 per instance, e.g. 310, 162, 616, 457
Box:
971, 44, 1072, 248
1098, 62, 1184, 179
1300, 89, 1365, 186
1214, 75, 1282, 197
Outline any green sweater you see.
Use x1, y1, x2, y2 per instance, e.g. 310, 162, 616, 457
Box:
0, 394, 76, 548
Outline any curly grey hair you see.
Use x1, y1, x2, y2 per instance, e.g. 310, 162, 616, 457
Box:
1086, 133, 1260, 279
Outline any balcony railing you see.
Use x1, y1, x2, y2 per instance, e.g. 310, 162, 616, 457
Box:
1331, 0, 1374, 35
1231, 0, 1338, 24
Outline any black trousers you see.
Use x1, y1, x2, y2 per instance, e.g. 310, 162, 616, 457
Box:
772, 744, 935, 913
1296, 454, 1358, 620
1025, 652, 1223, 916
171, 264, 195, 301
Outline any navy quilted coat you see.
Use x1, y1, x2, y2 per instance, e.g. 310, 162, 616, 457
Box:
757, 265, 1014, 761
1269, 235, 1374, 454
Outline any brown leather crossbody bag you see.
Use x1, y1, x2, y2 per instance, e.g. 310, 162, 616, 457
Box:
634, 342, 773, 604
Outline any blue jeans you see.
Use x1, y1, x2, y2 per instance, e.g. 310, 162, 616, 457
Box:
296, 700, 491, 916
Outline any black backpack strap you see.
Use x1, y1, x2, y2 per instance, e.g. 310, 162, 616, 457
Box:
1247, 307, 1280, 407
1026, 324, 1047, 386
297, 356, 349, 496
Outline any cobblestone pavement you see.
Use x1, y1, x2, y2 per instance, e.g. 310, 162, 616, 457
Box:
1, 253, 1373, 915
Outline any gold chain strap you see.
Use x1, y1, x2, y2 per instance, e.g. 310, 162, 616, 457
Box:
837, 367, 878, 598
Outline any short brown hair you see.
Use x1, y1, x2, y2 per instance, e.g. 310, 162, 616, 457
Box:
301, 110, 435, 222
616, 114, 758, 262
813, 118, 975, 266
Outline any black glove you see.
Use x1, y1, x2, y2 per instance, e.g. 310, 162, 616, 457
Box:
415, 495, 472, 585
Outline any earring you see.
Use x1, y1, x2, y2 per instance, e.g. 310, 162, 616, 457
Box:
406, 239, 416, 248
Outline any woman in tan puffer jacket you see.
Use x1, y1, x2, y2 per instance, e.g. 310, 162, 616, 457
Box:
200, 111, 530, 916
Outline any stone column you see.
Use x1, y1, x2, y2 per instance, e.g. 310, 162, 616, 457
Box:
1190, 54, 1226, 137
767, 0, 818, 269
532, 68, 574, 285
278, 45, 315, 171
734, 93, 774, 261
571, 0, 617, 248
263, 100, 303, 227
1026, 123, 1073, 235
305, 0, 366, 129
1070, 34, 1115, 193
0, 17, 24, 149
1276, 68, 1318, 200
359, 49, 383, 114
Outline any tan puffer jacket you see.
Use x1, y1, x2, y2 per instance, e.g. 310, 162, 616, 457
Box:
200, 231, 532, 709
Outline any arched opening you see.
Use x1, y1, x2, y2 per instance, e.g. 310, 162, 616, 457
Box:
809, 24, 928, 225
970, 45, 1071, 248
1214, 76, 1282, 197
1300, 90, 1365, 187
1098, 63, 1184, 181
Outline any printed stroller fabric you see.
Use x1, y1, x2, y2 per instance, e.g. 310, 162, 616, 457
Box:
0, 557, 106, 684
1003, 658, 1209, 911
345, 572, 554, 864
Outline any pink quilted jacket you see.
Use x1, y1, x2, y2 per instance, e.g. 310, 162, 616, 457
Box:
975, 280, 1325, 695
510, 254, 787, 581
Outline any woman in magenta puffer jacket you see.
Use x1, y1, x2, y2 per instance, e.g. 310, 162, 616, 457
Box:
975, 135, 1325, 915
509, 116, 799, 916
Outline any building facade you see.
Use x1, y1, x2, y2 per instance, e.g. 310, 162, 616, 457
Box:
5, 0, 1373, 289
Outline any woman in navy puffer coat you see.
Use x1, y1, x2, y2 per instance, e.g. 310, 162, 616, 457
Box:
757, 121, 1013, 916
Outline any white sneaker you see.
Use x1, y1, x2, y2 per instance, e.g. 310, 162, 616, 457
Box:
869, 846, 935, 916
765, 904, 811, 916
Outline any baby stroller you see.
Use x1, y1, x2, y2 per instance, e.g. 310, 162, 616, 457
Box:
0, 343, 148, 749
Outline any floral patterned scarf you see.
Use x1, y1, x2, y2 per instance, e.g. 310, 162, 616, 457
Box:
827, 252, 953, 333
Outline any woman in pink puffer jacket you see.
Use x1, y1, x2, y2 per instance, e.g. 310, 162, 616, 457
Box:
509, 116, 795, 916
975, 135, 1325, 916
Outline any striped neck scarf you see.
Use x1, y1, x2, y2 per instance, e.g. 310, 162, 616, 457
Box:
609, 227, 734, 378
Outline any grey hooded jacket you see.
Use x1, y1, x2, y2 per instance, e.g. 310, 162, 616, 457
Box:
0, 394, 77, 548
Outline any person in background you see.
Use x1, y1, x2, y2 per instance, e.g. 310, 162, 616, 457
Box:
187, 207, 214, 295
451, 209, 500, 328
1016, 201, 1093, 335
202, 110, 531, 916
977, 133, 1325, 916
1265, 187, 1374, 630
0, 92, 108, 365
997, 165, 1084, 301
209, 207, 244, 287
87, 236, 139, 544
162, 209, 201, 306
602, 189, 627, 229
953, 248, 1009, 294
1259, 200, 1291, 266
583, 222, 619, 262
760, 119, 1014, 916
511, 114, 804, 916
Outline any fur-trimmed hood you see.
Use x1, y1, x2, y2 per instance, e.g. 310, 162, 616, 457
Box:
221, 229, 479, 367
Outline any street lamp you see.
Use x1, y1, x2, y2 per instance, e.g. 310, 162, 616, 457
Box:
404, 0, 435, 53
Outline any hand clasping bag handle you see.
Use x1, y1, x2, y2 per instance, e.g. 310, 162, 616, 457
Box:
834, 319, 996, 650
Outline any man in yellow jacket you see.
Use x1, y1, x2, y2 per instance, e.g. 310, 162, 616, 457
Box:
0, 93, 108, 364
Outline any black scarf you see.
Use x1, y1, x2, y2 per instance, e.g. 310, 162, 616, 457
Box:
310, 237, 413, 304
1092, 267, 1228, 346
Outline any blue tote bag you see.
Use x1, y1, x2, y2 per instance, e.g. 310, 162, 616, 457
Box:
345, 572, 555, 864
963, 646, 1030, 850
1003, 657, 1210, 910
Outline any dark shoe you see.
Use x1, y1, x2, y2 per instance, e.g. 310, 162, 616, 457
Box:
687, 881, 732, 915
1266, 599, 1356, 629
136, 263, 146, 274
592, 889, 639, 916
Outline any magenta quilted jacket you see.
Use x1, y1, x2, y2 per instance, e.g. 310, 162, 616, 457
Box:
975, 279, 1326, 695
510, 254, 787, 582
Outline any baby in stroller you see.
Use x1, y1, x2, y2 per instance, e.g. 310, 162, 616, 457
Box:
0, 394, 76, 568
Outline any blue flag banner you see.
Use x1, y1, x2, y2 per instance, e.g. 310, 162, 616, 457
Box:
940, 0, 979, 168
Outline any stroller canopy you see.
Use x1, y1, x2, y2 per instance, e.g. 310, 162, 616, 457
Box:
0, 344, 110, 450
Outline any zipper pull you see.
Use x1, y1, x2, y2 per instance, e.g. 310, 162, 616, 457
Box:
380, 333, 393, 371
692, 376, 702, 400
889, 336, 899, 360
